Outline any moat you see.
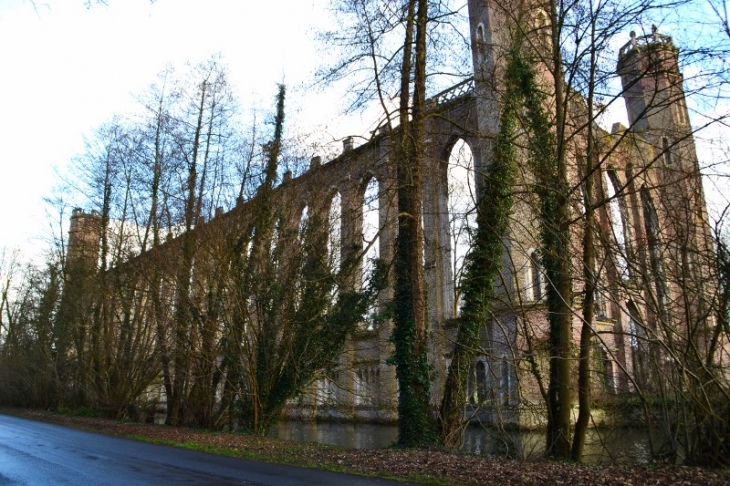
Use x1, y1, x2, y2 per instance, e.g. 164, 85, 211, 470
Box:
267, 421, 657, 465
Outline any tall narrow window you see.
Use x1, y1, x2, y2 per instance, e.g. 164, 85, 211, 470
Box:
298, 205, 309, 241
270, 217, 283, 259
605, 170, 630, 278
525, 249, 544, 301
627, 300, 642, 349
475, 23, 486, 62
501, 360, 511, 406
600, 349, 615, 391
673, 100, 688, 125
362, 177, 380, 281
447, 139, 476, 315
531, 252, 542, 301
328, 192, 342, 274
533, 9, 551, 47
641, 187, 669, 318
362, 178, 380, 328
468, 363, 477, 405
661, 137, 673, 165
476, 361, 487, 403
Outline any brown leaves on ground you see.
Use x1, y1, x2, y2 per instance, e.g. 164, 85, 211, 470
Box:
4, 408, 729, 486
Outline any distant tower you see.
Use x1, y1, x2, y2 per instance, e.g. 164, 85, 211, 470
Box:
55, 209, 102, 385
66, 208, 102, 271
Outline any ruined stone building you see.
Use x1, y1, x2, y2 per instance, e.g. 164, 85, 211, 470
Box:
64, 0, 718, 426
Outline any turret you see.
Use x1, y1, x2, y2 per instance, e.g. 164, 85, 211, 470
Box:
617, 27, 691, 139
67, 208, 101, 271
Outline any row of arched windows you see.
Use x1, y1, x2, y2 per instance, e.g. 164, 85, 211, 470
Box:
282, 177, 382, 328
444, 137, 671, 325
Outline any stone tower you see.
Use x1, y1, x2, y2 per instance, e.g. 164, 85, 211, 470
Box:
615, 28, 716, 388
618, 27, 691, 137
66, 208, 102, 270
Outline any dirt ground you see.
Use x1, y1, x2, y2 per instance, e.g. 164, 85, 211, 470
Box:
3, 408, 728, 486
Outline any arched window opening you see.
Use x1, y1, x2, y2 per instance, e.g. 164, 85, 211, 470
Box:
605, 171, 630, 278
245, 227, 255, 260
353, 370, 363, 406
525, 249, 545, 301
501, 359, 512, 406
600, 349, 615, 392
531, 252, 543, 301
661, 137, 673, 165
328, 192, 342, 274
316, 376, 336, 405
641, 187, 669, 317
595, 288, 608, 319
468, 363, 477, 405
624, 79, 648, 130
475, 23, 486, 62
362, 177, 380, 329
270, 217, 284, 257
363, 177, 380, 269
447, 139, 477, 315
476, 360, 487, 403
268, 217, 288, 276
626, 300, 642, 349
673, 100, 687, 126
298, 205, 309, 241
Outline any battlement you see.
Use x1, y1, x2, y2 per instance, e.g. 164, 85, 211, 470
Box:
618, 26, 674, 61
617, 26, 680, 80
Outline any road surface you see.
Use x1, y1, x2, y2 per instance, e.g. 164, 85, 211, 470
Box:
0, 414, 414, 485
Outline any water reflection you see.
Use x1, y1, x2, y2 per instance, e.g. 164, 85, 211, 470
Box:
268, 422, 654, 465
268, 421, 398, 449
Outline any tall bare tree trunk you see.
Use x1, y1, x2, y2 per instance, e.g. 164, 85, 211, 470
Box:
392, 0, 438, 447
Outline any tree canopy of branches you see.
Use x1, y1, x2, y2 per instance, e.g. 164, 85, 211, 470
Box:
0, 62, 377, 437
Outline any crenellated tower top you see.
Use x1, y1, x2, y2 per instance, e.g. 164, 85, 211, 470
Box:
67, 208, 102, 270
617, 26, 689, 136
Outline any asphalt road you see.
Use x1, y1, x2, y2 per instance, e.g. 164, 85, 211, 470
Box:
0, 414, 415, 485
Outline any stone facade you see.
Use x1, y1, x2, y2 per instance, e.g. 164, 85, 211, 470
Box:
64, 1, 718, 426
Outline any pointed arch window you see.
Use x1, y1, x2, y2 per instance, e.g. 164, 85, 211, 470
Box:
475, 23, 486, 62
626, 300, 643, 349
328, 192, 342, 274
298, 205, 309, 241
270, 217, 282, 254
641, 187, 669, 316
661, 137, 674, 165
525, 249, 545, 301
605, 170, 632, 278
476, 360, 487, 403
501, 359, 512, 406
362, 177, 380, 329
532, 9, 551, 48
362, 177, 380, 281
447, 139, 477, 315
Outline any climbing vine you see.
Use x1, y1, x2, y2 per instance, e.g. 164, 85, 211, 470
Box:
510, 41, 573, 458
438, 44, 569, 452
438, 46, 522, 446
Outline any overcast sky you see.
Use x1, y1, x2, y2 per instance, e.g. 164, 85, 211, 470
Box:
0, 0, 370, 259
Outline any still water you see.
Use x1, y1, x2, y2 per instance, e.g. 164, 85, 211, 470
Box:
268, 421, 654, 465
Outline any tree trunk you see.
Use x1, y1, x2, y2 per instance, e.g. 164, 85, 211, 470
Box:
392, 0, 438, 448
438, 48, 519, 446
